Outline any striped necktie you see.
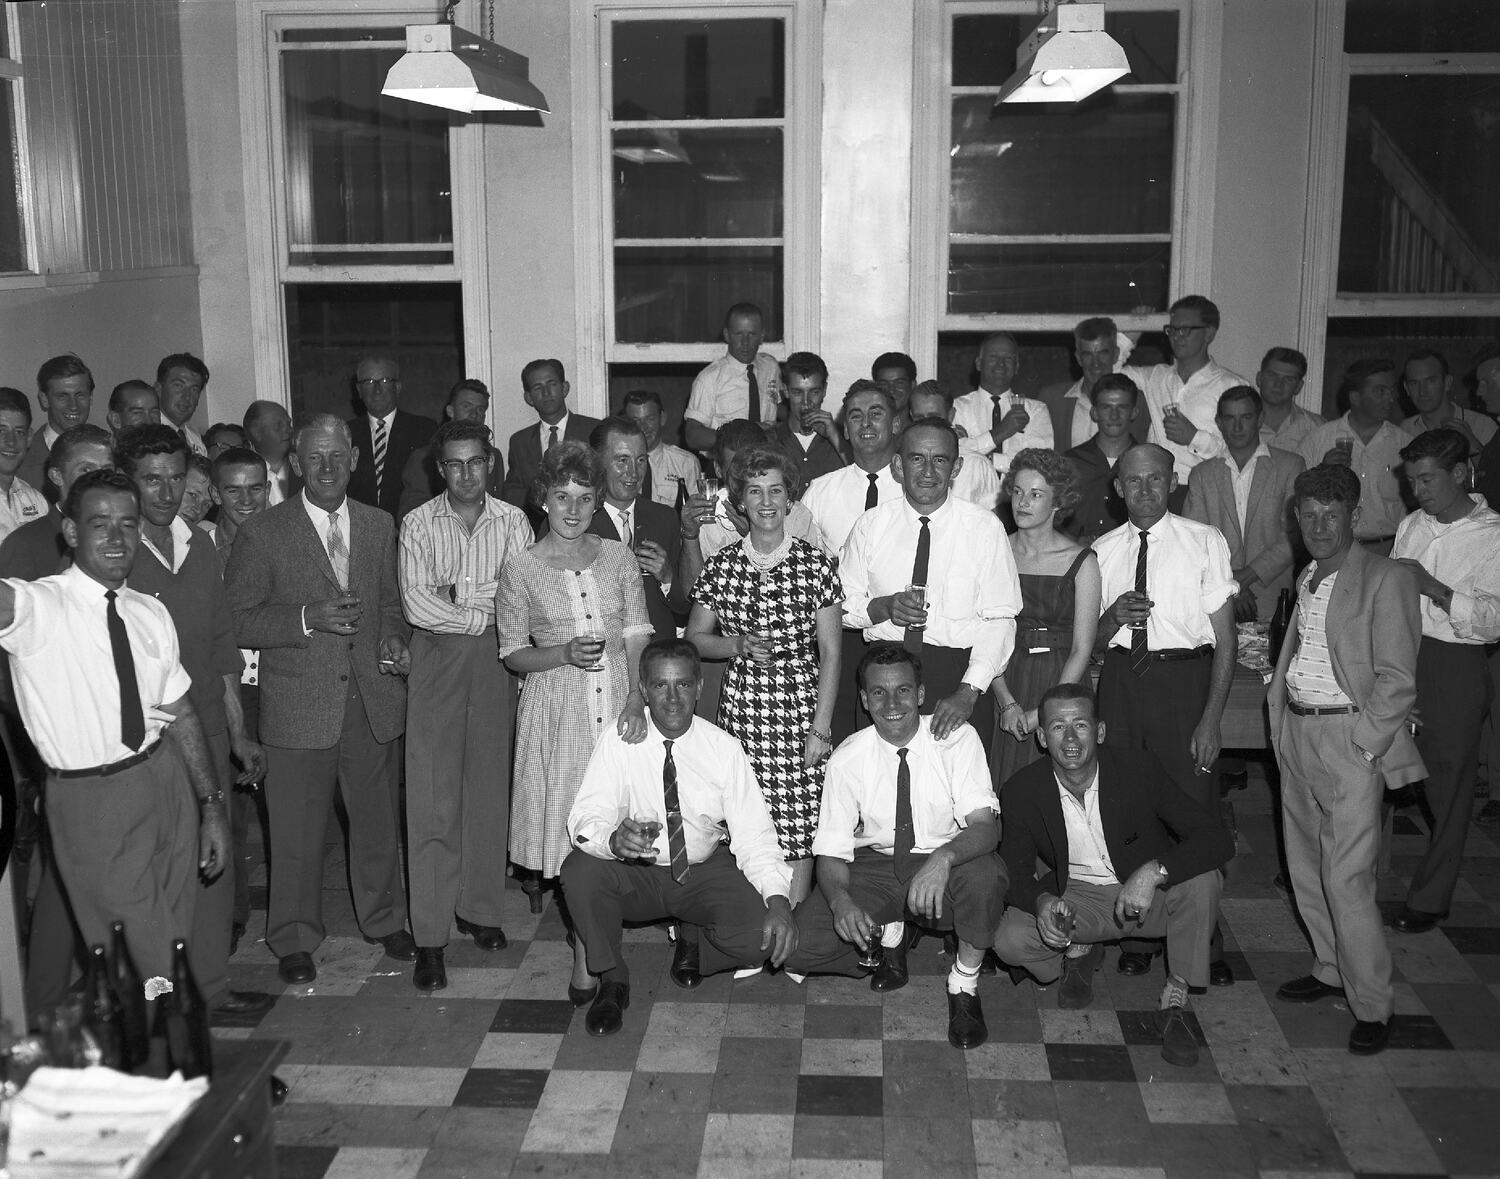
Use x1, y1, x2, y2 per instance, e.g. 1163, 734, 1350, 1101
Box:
327, 511, 349, 591
663, 739, 690, 884
372, 418, 388, 493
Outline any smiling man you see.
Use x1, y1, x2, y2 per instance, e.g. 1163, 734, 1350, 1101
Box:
19, 355, 95, 489
620, 389, 700, 508
0, 388, 47, 544
106, 380, 161, 437
683, 302, 782, 453
1041, 317, 1132, 450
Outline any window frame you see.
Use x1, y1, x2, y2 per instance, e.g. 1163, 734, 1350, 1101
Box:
0, 3, 39, 281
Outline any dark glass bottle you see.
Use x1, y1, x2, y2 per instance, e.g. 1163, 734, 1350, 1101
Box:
153, 939, 213, 1079
82, 944, 124, 1069
1269, 587, 1293, 659
108, 921, 149, 1071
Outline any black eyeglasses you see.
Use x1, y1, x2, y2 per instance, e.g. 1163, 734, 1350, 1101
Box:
357, 378, 399, 389
1163, 324, 1207, 338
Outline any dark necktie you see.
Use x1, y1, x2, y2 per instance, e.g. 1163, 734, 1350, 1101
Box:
1130, 528, 1150, 675
893, 747, 915, 881
864, 472, 879, 511
674, 478, 688, 512
991, 393, 1004, 438
746, 364, 761, 425
106, 590, 146, 752
663, 739, 690, 884
642, 457, 654, 502
903, 515, 931, 654
547, 424, 559, 452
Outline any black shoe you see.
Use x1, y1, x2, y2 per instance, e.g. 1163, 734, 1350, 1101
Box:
269, 1076, 289, 1108
230, 922, 247, 957
870, 931, 910, 993
947, 990, 987, 1050
365, 930, 418, 961
278, 952, 316, 985
978, 950, 999, 976
1392, 907, 1445, 934
413, 947, 447, 992
1059, 945, 1102, 1010
455, 917, 508, 952
1349, 1017, 1391, 1055
1117, 949, 1154, 976
1275, 974, 1345, 1004
1159, 1005, 1200, 1067
585, 980, 630, 1036
568, 980, 597, 1007
1208, 958, 1235, 987
670, 930, 702, 990
211, 990, 275, 1018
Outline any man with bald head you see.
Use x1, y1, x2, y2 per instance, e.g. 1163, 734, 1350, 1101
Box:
1092, 442, 1238, 986
244, 400, 298, 505
951, 333, 1053, 477
346, 356, 436, 520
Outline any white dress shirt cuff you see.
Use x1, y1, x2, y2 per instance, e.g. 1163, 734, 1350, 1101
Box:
301, 606, 312, 637
1189, 428, 1223, 460
572, 819, 622, 860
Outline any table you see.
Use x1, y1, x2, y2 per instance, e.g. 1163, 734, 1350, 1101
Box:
144, 1039, 287, 1179
1221, 663, 1271, 751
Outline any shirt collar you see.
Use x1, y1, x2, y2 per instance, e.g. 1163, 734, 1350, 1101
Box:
1055, 766, 1101, 802
369, 410, 396, 432
901, 493, 954, 523
977, 383, 1013, 400
62, 562, 113, 600
541, 413, 569, 440
873, 716, 932, 756
1223, 442, 1271, 470
300, 491, 349, 529
433, 492, 503, 522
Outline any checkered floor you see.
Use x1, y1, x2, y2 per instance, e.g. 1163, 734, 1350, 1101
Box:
220, 766, 1500, 1178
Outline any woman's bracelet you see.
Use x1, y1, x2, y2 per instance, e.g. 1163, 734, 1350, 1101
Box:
808, 727, 832, 745
999, 701, 1023, 715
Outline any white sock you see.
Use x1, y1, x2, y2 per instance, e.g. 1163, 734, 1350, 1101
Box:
880, 921, 905, 949
784, 970, 806, 985
732, 965, 763, 980
947, 960, 980, 996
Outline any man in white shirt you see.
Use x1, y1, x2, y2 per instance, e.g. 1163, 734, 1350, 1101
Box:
1401, 349, 1497, 456
1039, 317, 1134, 451
562, 638, 798, 1036
18, 354, 94, 490
840, 419, 1021, 753
951, 333, 1053, 476
1388, 428, 1500, 934
621, 388, 701, 508
0, 389, 47, 544
683, 302, 782, 453
501, 358, 601, 532
244, 400, 297, 507
907, 381, 1000, 511
154, 352, 210, 458
1257, 347, 1324, 453
1124, 295, 1248, 493
785, 645, 1003, 1050
1093, 443, 1238, 984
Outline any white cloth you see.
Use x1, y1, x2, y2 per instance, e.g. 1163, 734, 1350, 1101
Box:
1391, 495, 1500, 644
647, 442, 701, 506
138, 516, 194, 576
1094, 513, 1237, 650
1222, 442, 1272, 535
1056, 768, 1118, 887
685, 352, 782, 429
840, 493, 1021, 691
537, 412, 572, 454
951, 387, 1054, 474
801, 462, 901, 560
0, 476, 47, 543
1261, 405, 1325, 453
1297, 414, 1414, 541
812, 716, 996, 861
952, 451, 1002, 512
0, 564, 193, 768
399, 493, 532, 635
1062, 380, 1098, 450
567, 715, 793, 902
1286, 566, 1353, 707
1402, 406, 1497, 449
265, 460, 291, 506
1125, 358, 1247, 481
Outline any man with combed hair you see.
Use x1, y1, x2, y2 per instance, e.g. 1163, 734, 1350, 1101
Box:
155, 353, 210, 457
1062, 373, 1140, 544
106, 380, 161, 436
1401, 348, 1496, 456
346, 355, 437, 520
19, 355, 94, 489
1256, 347, 1323, 453
501, 358, 600, 532
243, 400, 298, 505
1269, 463, 1423, 1056
769, 351, 846, 484
907, 381, 1000, 511
397, 379, 503, 518
951, 333, 1053, 476
620, 388, 701, 508
1040, 317, 1134, 450
683, 302, 782, 453
871, 351, 917, 427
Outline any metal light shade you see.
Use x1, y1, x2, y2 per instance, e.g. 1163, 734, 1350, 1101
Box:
996, 3, 1130, 105
382, 23, 549, 114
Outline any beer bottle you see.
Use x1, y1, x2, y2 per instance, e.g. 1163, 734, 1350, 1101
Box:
108, 921, 149, 1071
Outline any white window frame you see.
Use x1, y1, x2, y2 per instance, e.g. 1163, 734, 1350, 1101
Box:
237, 0, 493, 407
910, 0, 1221, 370
570, 0, 821, 399
0, 4, 39, 282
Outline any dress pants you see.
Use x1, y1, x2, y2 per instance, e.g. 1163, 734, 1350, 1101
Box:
231, 685, 261, 930
1407, 638, 1491, 917
1278, 709, 1393, 1022
184, 729, 233, 1002
830, 629, 869, 744
405, 631, 515, 947
857, 642, 995, 754
262, 677, 407, 958
995, 873, 1220, 989
45, 742, 199, 983
560, 846, 769, 983
786, 849, 1006, 976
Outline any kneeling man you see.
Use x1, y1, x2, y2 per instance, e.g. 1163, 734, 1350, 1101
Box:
786, 644, 1005, 1050
995, 682, 1232, 1067
563, 637, 797, 1036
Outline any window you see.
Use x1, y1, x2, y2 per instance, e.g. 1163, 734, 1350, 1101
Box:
0, 9, 32, 274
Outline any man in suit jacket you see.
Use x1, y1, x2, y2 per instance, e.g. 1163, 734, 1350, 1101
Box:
225, 413, 414, 986
1061, 374, 1139, 544
1267, 463, 1422, 1057
397, 379, 503, 519
769, 352, 846, 487
1038, 317, 1135, 452
587, 416, 687, 642
1184, 386, 1305, 622
19, 354, 95, 490
996, 682, 1233, 1068
501, 358, 601, 533
346, 356, 437, 520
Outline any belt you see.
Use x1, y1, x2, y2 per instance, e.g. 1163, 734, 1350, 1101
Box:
50, 739, 163, 780
1018, 627, 1073, 651
1357, 536, 1395, 547
1288, 702, 1359, 717
1112, 645, 1211, 663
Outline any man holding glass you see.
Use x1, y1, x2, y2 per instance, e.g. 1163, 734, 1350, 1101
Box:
768, 352, 846, 485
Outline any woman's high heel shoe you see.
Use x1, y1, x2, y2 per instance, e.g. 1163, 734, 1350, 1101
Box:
565, 930, 597, 1007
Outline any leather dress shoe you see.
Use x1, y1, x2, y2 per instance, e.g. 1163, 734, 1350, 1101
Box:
1116, 949, 1154, 976
278, 952, 316, 985
230, 922, 247, 957
870, 931, 910, 993
455, 917, 507, 952
669, 930, 703, 990
1349, 1017, 1391, 1055
1208, 958, 1235, 987
947, 990, 988, 1050
269, 1076, 289, 1108
1276, 974, 1345, 1004
211, 990, 275, 1018
1059, 945, 1102, 1010
1159, 1005, 1200, 1067
413, 947, 447, 992
586, 980, 630, 1036
1392, 907, 1444, 934
365, 930, 418, 961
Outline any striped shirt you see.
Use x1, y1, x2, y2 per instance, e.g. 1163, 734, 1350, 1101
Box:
399, 492, 533, 636
1286, 567, 1353, 707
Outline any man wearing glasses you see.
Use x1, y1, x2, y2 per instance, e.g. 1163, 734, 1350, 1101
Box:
347, 356, 437, 520
1127, 296, 1249, 505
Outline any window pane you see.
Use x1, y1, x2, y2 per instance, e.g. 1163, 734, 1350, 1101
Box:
0, 82, 24, 272
953, 10, 1178, 87
950, 93, 1174, 236
1324, 315, 1500, 417
614, 129, 782, 239
948, 242, 1170, 315
1337, 75, 1500, 294
613, 19, 784, 120
615, 246, 782, 343
281, 28, 404, 43
1345, 0, 1500, 53
282, 48, 452, 256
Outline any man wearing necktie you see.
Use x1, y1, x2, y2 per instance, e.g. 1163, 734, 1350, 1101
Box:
682, 302, 781, 455
950, 334, 1053, 481
154, 352, 210, 458
346, 356, 437, 522
785, 645, 1004, 1050
563, 638, 798, 1036
1092, 444, 1238, 985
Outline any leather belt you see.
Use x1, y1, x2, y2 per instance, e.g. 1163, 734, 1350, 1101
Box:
1288, 702, 1359, 717
1138, 645, 1211, 662
51, 739, 163, 780
1356, 536, 1395, 547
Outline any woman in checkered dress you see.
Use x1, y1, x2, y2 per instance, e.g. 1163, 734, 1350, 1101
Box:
686, 443, 843, 904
